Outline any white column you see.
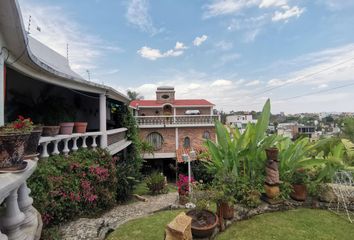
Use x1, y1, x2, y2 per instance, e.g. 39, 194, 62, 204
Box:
0, 50, 4, 126
210, 107, 213, 116
173, 107, 176, 123
175, 127, 179, 150
99, 94, 107, 148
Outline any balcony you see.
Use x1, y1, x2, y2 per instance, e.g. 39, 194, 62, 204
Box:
38, 128, 131, 158
135, 115, 220, 128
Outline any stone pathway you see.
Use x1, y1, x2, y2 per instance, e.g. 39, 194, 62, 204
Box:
60, 192, 178, 240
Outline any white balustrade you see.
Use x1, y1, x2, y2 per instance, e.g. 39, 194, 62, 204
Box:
0, 160, 40, 240
38, 128, 129, 158
135, 115, 219, 127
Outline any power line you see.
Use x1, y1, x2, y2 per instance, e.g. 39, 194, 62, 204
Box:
253, 56, 354, 97
232, 81, 354, 110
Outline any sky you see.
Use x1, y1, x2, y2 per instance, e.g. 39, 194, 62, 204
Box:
17, 0, 354, 113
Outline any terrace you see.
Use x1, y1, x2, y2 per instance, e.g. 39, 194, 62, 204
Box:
135, 115, 220, 128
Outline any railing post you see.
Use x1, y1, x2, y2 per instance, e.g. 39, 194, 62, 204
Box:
0, 190, 26, 240
82, 136, 88, 148
0, 51, 4, 127
62, 138, 70, 155
40, 142, 50, 158
72, 137, 79, 152
52, 140, 60, 155
92, 135, 98, 148
18, 183, 37, 228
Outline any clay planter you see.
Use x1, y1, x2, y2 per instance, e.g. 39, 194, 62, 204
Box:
186, 209, 218, 238
0, 132, 30, 170
42, 126, 60, 137
74, 122, 88, 133
264, 184, 280, 199
265, 147, 279, 161
291, 184, 307, 201
23, 126, 43, 159
219, 201, 234, 220
59, 122, 74, 135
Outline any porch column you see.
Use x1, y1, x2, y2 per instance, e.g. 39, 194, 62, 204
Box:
173, 107, 176, 123
99, 93, 107, 148
0, 50, 4, 126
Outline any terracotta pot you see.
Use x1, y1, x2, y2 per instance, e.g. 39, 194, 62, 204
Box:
219, 201, 234, 219
186, 209, 218, 238
291, 184, 307, 201
74, 122, 88, 133
42, 126, 60, 137
0, 132, 30, 169
264, 184, 280, 199
266, 147, 279, 161
23, 126, 43, 159
59, 122, 74, 135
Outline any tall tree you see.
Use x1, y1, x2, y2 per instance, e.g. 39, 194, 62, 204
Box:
127, 90, 144, 101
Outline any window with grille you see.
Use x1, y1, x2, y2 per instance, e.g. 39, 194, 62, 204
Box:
183, 137, 191, 148
146, 132, 164, 150
203, 131, 210, 139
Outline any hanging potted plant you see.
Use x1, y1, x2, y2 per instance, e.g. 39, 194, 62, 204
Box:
290, 169, 309, 201
186, 182, 218, 238
0, 116, 33, 172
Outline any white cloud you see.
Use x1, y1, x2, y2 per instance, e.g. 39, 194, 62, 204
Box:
193, 35, 208, 46
245, 80, 261, 86
125, 0, 160, 35
272, 6, 304, 22
203, 0, 259, 18
215, 40, 233, 50
259, 0, 287, 8
211, 79, 233, 86
18, 0, 122, 79
267, 78, 283, 86
137, 41, 186, 60
318, 84, 328, 89
175, 41, 188, 50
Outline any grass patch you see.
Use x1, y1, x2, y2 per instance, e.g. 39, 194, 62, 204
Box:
216, 208, 354, 240
106, 210, 182, 240
107, 208, 354, 240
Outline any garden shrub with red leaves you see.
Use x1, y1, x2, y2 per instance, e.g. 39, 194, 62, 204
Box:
28, 148, 117, 227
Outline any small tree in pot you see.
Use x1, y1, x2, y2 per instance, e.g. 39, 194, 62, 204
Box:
186, 182, 218, 238
213, 175, 237, 219
290, 169, 309, 201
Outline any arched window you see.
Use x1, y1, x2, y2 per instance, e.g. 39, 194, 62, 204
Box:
203, 131, 210, 139
183, 137, 191, 148
146, 132, 164, 150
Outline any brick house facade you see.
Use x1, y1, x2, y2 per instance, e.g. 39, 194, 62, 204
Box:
130, 86, 219, 161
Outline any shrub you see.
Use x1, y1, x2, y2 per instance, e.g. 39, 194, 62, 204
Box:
145, 172, 167, 195
177, 174, 194, 195
191, 161, 214, 184
28, 148, 117, 227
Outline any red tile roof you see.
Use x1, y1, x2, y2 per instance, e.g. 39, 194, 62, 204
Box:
130, 99, 214, 108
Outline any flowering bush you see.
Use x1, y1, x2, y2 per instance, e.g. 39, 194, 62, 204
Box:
28, 148, 117, 227
0, 115, 33, 133
146, 172, 167, 195
177, 174, 194, 195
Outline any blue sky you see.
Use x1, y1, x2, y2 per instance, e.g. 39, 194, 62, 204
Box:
18, 0, 354, 113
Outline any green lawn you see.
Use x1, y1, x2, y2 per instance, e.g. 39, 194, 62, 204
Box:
216, 208, 354, 240
107, 208, 354, 240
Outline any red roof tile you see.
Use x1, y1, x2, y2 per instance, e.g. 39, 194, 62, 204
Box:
130, 99, 214, 108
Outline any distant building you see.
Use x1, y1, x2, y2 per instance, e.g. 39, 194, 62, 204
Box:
226, 114, 257, 133
130, 87, 219, 177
